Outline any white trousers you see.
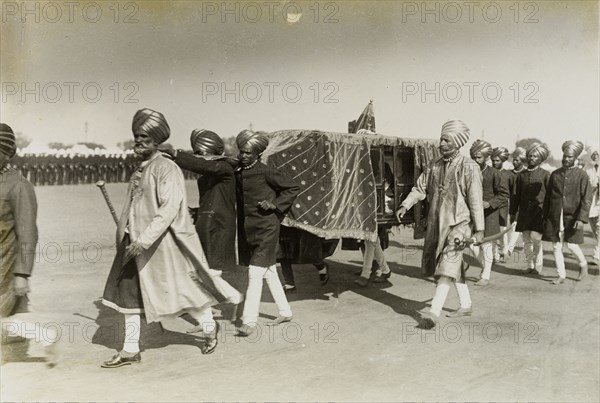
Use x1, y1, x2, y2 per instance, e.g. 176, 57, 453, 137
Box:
430, 276, 472, 316
522, 230, 544, 273
121, 308, 215, 354
242, 265, 292, 326
474, 241, 495, 280
493, 226, 508, 259
506, 226, 522, 254
552, 232, 587, 279
360, 238, 390, 278
590, 216, 599, 260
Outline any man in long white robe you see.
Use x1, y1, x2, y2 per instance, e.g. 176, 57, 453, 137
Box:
101, 109, 238, 367
397, 120, 484, 324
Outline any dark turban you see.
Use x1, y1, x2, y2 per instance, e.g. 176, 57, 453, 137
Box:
526, 142, 549, 162
440, 119, 470, 148
0, 123, 16, 158
512, 146, 527, 162
190, 129, 224, 155
470, 139, 493, 158
236, 130, 268, 154
562, 140, 584, 158
491, 147, 510, 162
131, 108, 170, 144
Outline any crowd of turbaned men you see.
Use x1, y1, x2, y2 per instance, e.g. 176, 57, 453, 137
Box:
0, 112, 598, 368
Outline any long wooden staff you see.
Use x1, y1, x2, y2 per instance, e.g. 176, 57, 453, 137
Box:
95, 181, 119, 224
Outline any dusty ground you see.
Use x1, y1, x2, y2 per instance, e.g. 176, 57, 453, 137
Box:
1, 182, 599, 402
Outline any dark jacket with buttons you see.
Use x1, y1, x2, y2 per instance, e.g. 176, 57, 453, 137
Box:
542, 166, 592, 243
174, 152, 237, 270
481, 166, 509, 237
235, 161, 300, 267
510, 167, 550, 233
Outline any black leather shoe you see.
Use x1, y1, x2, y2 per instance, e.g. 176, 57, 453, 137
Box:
354, 276, 368, 287
283, 284, 297, 293
373, 270, 391, 283
101, 352, 141, 368
201, 322, 219, 355
319, 264, 330, 286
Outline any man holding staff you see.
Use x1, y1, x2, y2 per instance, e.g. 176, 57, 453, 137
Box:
100, 109, 228, 367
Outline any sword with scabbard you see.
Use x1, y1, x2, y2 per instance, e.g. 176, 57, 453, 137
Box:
453, 222, 515, 250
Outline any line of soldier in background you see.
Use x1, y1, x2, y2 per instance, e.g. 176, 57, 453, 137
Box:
9, 153, 198, 186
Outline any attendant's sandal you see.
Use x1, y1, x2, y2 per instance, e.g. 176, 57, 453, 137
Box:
266, 316, 293, 326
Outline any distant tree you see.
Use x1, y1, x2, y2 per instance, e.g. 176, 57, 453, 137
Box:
77, 142, 105, 149
117, 139, 135, 150
223, 136, 238, 157
15, 132, 31, 149
515, 138, 547, 151
48, 142, 72, 150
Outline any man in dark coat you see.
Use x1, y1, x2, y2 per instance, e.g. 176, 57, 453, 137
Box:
235, 130, 300, 336
491, 147, 513, 263
160, 130, 237, 273
506, 147, 527, 256
542, 140, 592, 284
510, 143, 550, 275
470, 140, 509, 286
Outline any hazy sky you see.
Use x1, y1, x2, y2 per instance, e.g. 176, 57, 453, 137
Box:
1, 0, 598, 158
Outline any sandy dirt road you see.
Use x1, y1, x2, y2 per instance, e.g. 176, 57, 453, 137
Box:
1, 182, 599, 401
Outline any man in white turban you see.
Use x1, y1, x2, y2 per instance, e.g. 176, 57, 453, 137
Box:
542, 141, 592, 284
397, 120, 484, 325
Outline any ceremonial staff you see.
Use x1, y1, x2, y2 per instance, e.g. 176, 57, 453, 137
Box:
95, 180, 119, 224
